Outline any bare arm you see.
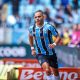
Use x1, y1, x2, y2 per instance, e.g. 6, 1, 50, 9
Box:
49, 35, 61, 48
54, 35, 61, 45
29, 33, 36, 56
29, 33, 34, 47
49, 25, 61, 48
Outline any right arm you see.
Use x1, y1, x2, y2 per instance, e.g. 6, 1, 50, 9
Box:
29, 33, 36, 56
29, 33, 34, 47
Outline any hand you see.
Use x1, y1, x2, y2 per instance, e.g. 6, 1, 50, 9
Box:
31, 49, 36, 56
48, 43, 55, 49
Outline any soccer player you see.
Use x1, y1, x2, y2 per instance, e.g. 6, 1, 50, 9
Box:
29, 10, 60, 80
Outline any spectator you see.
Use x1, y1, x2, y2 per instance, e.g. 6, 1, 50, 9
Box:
72, 0, 79, 9
61, 0, 69, 8
68, 24, 80, 47
11, 0, 20, 15
61, 27, 70, 45
72, 9, 79, 24
44, 8, 52, 22
77, 24, 80, 47
51, 0, 56, 7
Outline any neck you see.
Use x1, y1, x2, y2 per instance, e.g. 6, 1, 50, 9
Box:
36, 21, 44, 27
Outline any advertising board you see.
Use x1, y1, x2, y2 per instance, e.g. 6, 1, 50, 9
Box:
18, 68, 80, 80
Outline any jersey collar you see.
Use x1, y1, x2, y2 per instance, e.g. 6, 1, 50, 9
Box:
36, 21, 47, 29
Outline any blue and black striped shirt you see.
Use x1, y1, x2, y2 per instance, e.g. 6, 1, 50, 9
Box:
29, 22, 58, 55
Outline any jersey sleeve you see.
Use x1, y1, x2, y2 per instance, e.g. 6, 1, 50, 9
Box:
28, 26, 33, 36
49, 25, 59, 36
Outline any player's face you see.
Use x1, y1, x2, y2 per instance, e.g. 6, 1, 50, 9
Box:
34, 12, 44, 25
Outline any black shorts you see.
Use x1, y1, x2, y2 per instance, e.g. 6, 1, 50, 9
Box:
36, 53, 58, 68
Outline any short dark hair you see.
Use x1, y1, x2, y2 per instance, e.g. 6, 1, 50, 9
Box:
34, 10, 44, 15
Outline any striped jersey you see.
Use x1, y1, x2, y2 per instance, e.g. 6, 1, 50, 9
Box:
29, 22, 58, 55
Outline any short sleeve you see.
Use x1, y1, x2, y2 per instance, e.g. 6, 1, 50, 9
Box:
28, 26, 33, 36
49, 25, 58, 36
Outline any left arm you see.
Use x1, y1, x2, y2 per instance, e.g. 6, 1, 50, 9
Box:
54, 35, 61, 45
48, 25, 61, 48
49, 35, 61, 48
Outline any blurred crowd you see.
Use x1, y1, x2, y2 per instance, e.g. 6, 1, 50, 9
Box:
0, 0, 80, 47
58, 24, 80, 48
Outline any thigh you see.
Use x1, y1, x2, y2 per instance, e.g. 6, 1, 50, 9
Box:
36, 54, 49, 66
48, 53, 58, 68
36, 54, 51, 75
